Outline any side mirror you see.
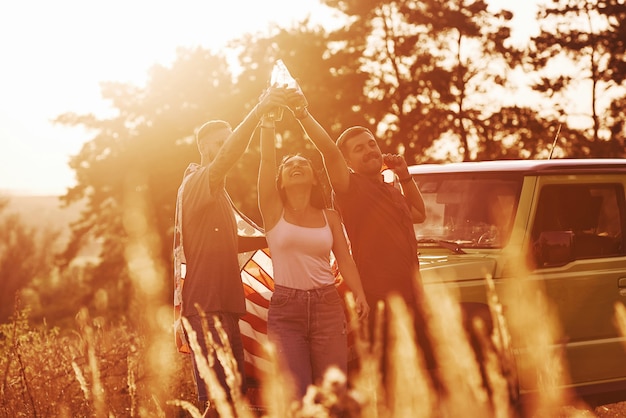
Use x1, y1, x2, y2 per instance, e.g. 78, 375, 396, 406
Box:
533, 231, 574, 268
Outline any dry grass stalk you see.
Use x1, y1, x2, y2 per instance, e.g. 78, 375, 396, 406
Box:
151, 393, 167, 418
75, 307, 107, 417
473, 319, 515, 418
259, 340, 297, 417
71, 360, 90, 402
482, 274, 517, 417
127, 350, 138, 417
501, 272, 574, 416
422, 282, 491, 418
183, 316, 233, 417
347, 296, 386, 418
123, 184, 177, 415
386, 294, 434, 418
209, 313, 254, 418
167, 399, 203, 418
183, 314, 257, 418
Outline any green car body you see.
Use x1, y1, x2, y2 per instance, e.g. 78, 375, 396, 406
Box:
409, 159, 626, 402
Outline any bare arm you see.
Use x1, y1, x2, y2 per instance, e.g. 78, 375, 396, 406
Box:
326, 209, 369, 320
383, 154, 426, 223
402, 179, 427, 223
209, 89, 286, 192
286, 89, 351, 194
258, 117, 283, 232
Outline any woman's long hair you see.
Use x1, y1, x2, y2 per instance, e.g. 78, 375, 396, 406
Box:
276, 154, 329, 210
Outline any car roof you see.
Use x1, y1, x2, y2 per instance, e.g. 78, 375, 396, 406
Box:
408, 159, 626, 175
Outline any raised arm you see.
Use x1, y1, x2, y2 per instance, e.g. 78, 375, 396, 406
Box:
383, 153, 426, 223
257, 112, 283, 232
403, 179, 427, 223
208, 89, 285, 193
286, 89, 351, 194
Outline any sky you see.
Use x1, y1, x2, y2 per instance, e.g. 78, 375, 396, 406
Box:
0, 0, 538, 196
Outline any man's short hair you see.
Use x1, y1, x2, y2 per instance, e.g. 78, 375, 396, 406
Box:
336, 126, 374, 155
195, 120, 232, 144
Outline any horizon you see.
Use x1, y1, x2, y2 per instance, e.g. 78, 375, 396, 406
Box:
0, 188, 65, 198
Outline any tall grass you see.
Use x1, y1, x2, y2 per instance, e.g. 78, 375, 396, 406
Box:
2, 279, 623, 417
0, 302, 195, 417
172, 267, 611, 418
176, 268, 620, 418
2, 192, 624, 417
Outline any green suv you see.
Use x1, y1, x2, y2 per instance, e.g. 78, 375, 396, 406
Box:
409, 159, 626, 404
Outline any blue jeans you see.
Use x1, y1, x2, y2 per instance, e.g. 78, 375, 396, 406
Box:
268, 284, 347, 399
185, 312, 247, 403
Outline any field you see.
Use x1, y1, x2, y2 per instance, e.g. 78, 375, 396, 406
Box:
1, 195, 626, 417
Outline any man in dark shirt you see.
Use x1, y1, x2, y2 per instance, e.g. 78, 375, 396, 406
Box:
285, 104, 425, 309
299, 120, 426, 307
173, 89, 284, 415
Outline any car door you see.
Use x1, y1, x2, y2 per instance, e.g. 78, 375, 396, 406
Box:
525, 174, 626, 394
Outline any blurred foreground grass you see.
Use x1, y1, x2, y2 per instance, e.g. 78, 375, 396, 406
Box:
1, 288, 624, 417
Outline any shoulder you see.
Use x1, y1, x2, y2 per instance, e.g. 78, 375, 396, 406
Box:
183, 164, 207, 184
335, 173, 377, 204
335, 172, 361, 196
182, 166, 216, 207
180, 163, 202, 183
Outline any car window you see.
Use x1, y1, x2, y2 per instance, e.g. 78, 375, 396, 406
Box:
414, 174, 523, 248
531, 183, 626, 267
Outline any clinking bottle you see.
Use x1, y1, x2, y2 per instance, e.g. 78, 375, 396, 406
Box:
267, 60, 298, 121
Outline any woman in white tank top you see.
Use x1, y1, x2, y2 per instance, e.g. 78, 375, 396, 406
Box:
257, 93, 369, 402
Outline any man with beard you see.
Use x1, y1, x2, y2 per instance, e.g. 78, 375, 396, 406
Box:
329, 126, 426, 311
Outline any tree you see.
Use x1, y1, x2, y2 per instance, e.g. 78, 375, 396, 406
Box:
528, 0, 626, 156
0, 198, 58, 323
319, 0, 561, 162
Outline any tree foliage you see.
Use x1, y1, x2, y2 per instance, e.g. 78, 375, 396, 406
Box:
0, 199, 59, 323
318, 0, 543, 162
528, 0, 626, 151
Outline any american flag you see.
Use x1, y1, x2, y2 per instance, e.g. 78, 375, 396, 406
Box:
238, 247, 273, 381
232, 201, 271, 382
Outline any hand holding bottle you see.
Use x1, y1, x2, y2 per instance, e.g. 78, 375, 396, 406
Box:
256, 86, 288, 119
286, 87, 308, 119
267, 60, 299, 121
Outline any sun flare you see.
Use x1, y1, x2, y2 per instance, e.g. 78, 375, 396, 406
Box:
0, 0, 337, 195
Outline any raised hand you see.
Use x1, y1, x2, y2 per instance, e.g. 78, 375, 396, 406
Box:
285, 87, 308, 119
256, 86, 288, 118
382, 153, 409, 175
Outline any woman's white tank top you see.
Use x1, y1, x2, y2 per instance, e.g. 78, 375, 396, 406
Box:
265, 210, 336, 290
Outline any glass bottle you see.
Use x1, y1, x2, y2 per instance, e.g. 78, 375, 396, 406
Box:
267, 60, 298, 121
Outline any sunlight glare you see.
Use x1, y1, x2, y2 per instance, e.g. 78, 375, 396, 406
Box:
0, 0, 340, 195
